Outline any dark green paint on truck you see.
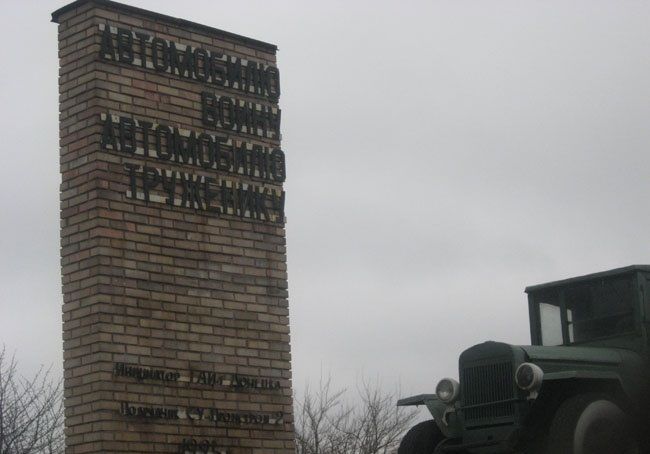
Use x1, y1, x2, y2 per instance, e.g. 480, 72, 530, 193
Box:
398, 265, 650, 454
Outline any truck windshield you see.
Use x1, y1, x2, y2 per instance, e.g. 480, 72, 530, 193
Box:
536, 276, 636, 346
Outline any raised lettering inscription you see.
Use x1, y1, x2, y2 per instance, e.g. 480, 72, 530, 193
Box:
99, 24, 280, 101
113, 363, 282, 391
100, 113, 286, 183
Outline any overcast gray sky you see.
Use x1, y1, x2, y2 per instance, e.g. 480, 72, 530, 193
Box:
1, 0, 650, 405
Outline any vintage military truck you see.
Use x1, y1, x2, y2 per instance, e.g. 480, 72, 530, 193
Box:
397, 265, 650, 454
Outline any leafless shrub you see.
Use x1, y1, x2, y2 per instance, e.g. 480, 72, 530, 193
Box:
295, 376, 417, 454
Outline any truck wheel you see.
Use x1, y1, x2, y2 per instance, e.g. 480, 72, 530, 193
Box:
398, 420, 444, 454
545, 393, 639, 454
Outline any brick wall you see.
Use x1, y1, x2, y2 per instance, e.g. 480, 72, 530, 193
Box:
54, 1, 293, 452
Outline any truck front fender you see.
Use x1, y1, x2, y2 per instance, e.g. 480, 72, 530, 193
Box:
397, 394, 461, 438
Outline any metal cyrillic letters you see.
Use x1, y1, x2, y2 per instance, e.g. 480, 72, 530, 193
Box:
98, 24, 280, 101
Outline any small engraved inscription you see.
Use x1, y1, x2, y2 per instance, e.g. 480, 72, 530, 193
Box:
177, 438, 227, 454
120, 402, 179, 420
114, 362, 181, 383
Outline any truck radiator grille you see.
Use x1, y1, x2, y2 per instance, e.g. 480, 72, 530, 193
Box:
461, 361, 515, 424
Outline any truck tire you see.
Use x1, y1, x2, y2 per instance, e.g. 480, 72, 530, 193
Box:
545, 393, 639, 454
398, 420, 443, 454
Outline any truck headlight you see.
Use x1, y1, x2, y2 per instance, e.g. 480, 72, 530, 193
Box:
436, 378, 460, 404
515, 363, 544, 392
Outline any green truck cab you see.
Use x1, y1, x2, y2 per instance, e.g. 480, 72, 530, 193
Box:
397, 265, 650, 454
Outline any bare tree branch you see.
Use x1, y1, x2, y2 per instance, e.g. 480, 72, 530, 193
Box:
0, 346, 64, 454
